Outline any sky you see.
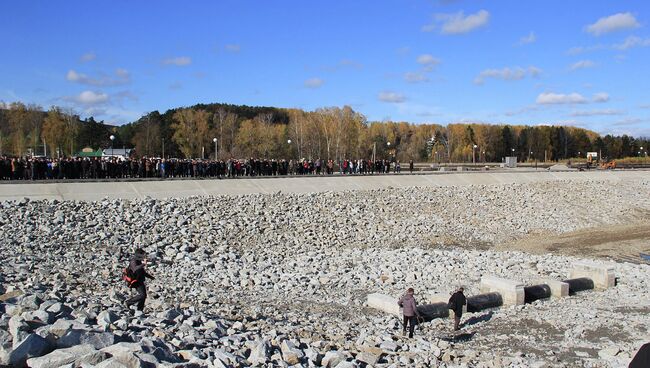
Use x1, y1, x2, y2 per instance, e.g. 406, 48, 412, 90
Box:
1, 0, 649, 137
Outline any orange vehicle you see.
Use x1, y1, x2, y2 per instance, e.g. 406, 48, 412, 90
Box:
600, 160, 616, 170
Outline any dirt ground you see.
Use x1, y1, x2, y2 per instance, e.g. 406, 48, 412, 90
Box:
495, 221, 650, 264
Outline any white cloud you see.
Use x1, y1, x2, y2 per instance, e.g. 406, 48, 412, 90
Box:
66, 69, 130, 86
613, 117, 644, 126
518, 32, 536, 45
614, 35, 650, 50
162, 56, 192, 66
566, 44, 606, 55
570, 60, 596, 70
378, 91, 406, 103
304, 78, 324, 89
169, 82, 183, 90
474, 66, 541, 85
225, 44, 241, 53
570, 109, 624, 117
404, 72, 430, 83
586, 12, 640, 36
527, 66, 542, 77
80, 52, 96, 62
593, 92, 609, 103
75, 91, 109, 105
536, 92, 587, 105
416, 54, 441, 66
423, 9, 490, 34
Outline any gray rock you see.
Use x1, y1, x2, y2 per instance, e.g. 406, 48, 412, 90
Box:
8, 333, 54, 367
356, 351, 380, 365
280, 340, 304, 365
97, 311, 118, 330
247, 340, 269, 366
26, 344, 106, 368
94, 357, 130, 368
57, 329, 116, 349
322, 351, 346, 368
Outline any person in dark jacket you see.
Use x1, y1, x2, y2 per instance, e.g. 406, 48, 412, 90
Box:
125, 248, 155, 311
398, 288, 420, 338
448, 287, 467, 331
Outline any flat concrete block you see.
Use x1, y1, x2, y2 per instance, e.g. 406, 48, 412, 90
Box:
569, 261, 615, 289
539, 279, 569, 298
480, 276, 525, 306
367, 293, 401, 316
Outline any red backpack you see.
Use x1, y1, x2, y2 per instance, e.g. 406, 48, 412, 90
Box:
122, 267, 137, 288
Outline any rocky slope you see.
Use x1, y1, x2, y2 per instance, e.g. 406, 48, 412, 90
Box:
1, 179, 649, 367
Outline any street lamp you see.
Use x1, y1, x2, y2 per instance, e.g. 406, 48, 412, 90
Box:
213, 138, 218, 160
473, 144, 478, 164
109, 135, 115, 158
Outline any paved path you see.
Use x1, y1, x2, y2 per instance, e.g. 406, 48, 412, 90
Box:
1, 170, 649, 202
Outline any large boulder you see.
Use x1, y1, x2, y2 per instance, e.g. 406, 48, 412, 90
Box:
247, 340, 269, 366
57, 329, 116, 349
26, 344, 107, 368
8, 333, 54, 367
280, 340, 304, 365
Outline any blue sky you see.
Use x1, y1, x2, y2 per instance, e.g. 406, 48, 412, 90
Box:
1, 1, 649, 136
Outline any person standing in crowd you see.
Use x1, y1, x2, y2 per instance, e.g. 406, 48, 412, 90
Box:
125, 248, 155, 312
409, 160, 414, 174
398, 287, 421, 338
448, 287, 467, 331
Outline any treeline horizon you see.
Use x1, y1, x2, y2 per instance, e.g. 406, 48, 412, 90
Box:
0, 101, 648, 162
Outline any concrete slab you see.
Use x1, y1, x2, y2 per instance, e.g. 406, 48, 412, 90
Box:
480, 276, 525, 306
538, 279, 569, 298
367, 293, 401, 316
569, 261, 616, 289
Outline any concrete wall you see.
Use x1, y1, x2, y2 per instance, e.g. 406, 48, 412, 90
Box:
1, 170, 649, 202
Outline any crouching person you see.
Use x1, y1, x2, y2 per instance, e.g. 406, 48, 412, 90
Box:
124, 248, 155, 312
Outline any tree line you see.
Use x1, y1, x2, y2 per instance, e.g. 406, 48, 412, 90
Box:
0, 101, 647, 162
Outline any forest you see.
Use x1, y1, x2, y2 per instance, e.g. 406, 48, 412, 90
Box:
0, 101, 647, 163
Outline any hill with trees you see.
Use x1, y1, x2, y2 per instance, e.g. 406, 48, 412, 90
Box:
0, 101, 647, 162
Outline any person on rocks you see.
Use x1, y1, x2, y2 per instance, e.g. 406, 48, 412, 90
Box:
125, 248, 155, 312
398, 287, 420, 338
448, 287, 467, 331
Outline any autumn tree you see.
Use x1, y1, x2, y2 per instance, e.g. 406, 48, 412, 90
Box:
171, 108, 210, 158
41, 107, 67, 158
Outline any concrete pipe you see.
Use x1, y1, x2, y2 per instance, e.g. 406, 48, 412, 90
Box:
562, 277, 595, 294
416, 302, 449, 322
467, 292, 503, 313
524, 284, 552, 303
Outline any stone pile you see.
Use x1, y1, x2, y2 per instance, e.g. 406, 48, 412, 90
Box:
0, 179, 649, 367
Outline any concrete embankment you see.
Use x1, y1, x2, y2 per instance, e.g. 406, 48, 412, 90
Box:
1, 170, 649, 202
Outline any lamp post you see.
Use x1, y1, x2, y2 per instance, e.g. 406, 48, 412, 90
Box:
109, 135, 115, 158
213, 138, 218, 160
473, 144, 478, 164
287, 139, 292, 158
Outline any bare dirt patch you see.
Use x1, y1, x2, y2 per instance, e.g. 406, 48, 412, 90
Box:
495, 222, 650, 263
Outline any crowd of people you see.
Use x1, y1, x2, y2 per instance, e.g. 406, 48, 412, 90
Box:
0, 156, 415, 181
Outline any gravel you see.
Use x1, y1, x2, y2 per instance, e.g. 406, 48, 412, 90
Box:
1, 178, 649, 367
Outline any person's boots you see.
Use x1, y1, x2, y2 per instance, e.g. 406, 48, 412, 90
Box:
402, 328, 407, 336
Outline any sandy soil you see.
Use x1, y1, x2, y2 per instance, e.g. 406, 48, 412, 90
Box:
496, 221, 650, 265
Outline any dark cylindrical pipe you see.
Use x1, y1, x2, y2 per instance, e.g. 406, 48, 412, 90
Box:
524, 284, 552, 303
562, 277, 594, 294
416, 302, 449, 322
467, 292, 502, 313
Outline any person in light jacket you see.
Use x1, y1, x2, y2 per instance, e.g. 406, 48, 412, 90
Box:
398, 288, 420, 338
